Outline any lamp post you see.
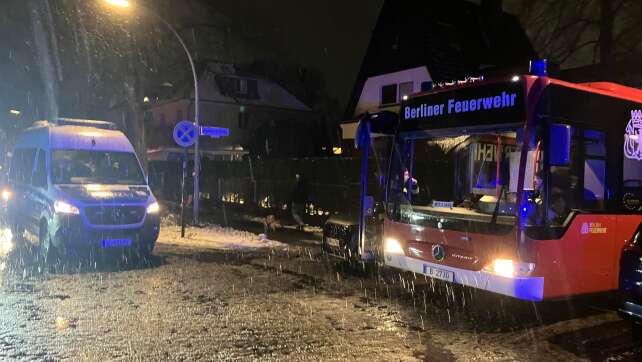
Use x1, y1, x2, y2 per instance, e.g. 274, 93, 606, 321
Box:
104, 0, 201, 225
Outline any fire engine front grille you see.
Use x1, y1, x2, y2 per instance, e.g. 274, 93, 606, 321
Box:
84, 206, 145, 225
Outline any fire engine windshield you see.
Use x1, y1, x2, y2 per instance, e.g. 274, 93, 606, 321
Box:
387, 125, 523, 229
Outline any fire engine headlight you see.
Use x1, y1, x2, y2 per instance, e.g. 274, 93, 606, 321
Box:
54, 200, 80, 215
384, 238, 405, 255
489, 258, 515, 278
1, 190, 11, 202
146, 202, 160, 214
484, 258, 536, 278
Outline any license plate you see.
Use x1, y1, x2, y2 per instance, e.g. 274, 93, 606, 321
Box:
325, 237, 340, 248
101, 238, 132, 248
423, 265, 454, 282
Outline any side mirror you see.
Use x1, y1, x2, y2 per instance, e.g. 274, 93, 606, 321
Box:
549, 124, 571, 166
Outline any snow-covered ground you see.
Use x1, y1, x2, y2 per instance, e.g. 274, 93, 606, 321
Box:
1, 220, 641, 361
159, 223, 288, 251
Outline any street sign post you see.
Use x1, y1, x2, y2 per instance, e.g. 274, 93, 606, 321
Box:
173, 121, 229, 233
179, 148, 188, 238
173, 121, 197, 237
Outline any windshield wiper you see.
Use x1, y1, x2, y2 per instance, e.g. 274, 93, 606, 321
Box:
490, 184, 506, 224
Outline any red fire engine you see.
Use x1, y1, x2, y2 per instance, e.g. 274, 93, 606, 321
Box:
377, 69, 642, 301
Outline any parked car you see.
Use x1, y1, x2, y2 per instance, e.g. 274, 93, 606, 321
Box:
322, 201, 384, 264
6, 118, 160, 264
619, 225, 642, 329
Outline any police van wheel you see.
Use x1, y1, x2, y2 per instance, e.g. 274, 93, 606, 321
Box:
38, 223, 60, 270
133, 242, 154, 265
11, 222, 24, 247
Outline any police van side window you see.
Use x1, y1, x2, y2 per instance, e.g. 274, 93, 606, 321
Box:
9, 150, 21, 182
11, 149, 36, 185
33, 149, 47, 188
20, 149, 37, 185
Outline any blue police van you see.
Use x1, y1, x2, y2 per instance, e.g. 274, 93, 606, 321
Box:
6, 118, 160, 264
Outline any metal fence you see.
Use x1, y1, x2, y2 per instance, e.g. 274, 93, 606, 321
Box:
149, 157, 374, 225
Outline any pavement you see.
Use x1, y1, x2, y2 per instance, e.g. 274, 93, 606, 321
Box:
0, 219, 642, 361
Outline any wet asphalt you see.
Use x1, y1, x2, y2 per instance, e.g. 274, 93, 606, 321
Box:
1, 220, 642, 361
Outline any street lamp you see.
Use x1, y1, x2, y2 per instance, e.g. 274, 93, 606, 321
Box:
103, 0, 202, 225
104, 0, 130, 7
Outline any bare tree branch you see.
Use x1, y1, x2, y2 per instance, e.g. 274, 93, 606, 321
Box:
558, 40, 599, 63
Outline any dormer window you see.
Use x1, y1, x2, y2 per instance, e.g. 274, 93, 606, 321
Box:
216, 76, 259, 99
238, 79, 248, 95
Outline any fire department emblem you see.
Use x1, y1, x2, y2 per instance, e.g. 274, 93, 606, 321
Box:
624, 109, 642, 160
580, 222, 589, 235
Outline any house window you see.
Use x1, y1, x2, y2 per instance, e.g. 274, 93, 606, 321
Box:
238, 79, 259, 99
247, 79, 259, 99
398, 81, 413, 101
381, 84, 398, 105
238, 79, 248, 95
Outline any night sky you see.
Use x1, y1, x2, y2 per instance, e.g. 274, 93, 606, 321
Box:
203, 0, 384, 110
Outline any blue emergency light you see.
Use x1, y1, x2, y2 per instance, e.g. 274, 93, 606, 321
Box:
529, 59, 548, 76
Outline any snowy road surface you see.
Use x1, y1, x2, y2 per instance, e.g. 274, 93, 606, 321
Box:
1, 224, 641, 361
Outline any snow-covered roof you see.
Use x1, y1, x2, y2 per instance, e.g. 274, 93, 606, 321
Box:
16, 124, 135, 153
159, 64, 312, 112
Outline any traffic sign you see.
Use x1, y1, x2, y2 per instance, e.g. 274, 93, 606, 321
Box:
173, 121, 196, 148
200, 126, 229, 138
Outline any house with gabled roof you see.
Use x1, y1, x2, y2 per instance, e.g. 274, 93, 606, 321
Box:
144, 62, 318, 160
340, 0, 536, 145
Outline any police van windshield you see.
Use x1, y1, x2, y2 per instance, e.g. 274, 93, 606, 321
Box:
52, 150, 145, 185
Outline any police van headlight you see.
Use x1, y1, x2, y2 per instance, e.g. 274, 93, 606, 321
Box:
54, 200, 80, 215
1, 189, 12, 202
146, 202, 160, 214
